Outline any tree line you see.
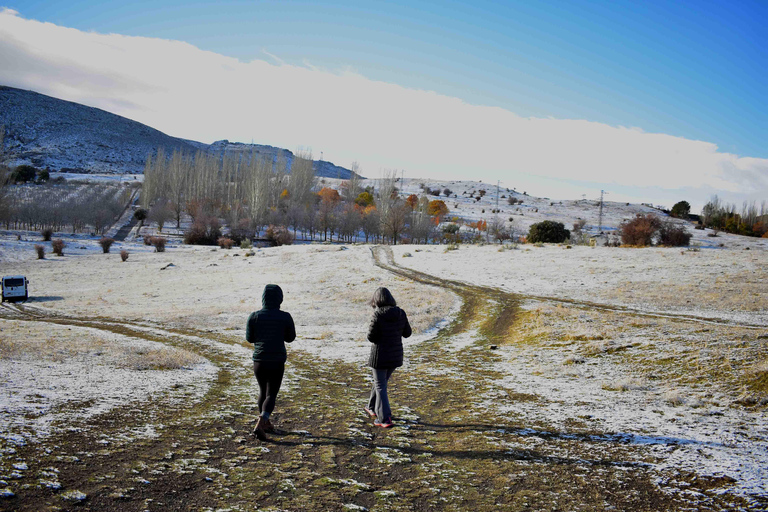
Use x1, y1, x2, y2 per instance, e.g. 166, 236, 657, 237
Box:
699, 196, 768, 237
141, 149, 456, 244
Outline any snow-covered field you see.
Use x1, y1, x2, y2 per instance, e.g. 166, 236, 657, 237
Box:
1, 179, 766, 506
0, 239, 455, 444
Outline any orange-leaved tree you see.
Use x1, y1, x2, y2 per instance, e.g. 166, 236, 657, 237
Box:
427, 199, 449, 218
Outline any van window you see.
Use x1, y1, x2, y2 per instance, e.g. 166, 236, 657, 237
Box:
3, 278, 24, 287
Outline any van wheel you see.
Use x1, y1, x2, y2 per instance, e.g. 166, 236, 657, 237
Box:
23, 293, 28, 301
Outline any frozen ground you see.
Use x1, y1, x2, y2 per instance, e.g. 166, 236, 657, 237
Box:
388, 241, 767, 501
1, 180, 766, 509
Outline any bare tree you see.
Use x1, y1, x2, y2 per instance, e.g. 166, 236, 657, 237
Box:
361, 206, 380, 243
288, 150, 317, 208
381, 202, 408, 244
148, 200, 174, 232
341, 161, 363, 202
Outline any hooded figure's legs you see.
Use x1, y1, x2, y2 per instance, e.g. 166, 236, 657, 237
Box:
253, 361, 285, 419
368, 368, 395, 422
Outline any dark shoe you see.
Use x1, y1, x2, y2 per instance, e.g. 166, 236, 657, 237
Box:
252, 417, 267, 440
364, 407, 377, 419
264, 418, 275, 433
374, 417, 394, 428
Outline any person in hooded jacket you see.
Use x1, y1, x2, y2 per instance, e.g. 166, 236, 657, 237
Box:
365, 287, 411, 428
246, 284, 296, 439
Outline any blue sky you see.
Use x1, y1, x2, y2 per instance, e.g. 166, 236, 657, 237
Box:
1, 2, 767, 209
14, 0, 767, 158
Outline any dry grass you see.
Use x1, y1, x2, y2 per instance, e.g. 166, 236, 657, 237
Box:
505, 302, 768, 406
0, 319, 202, 370
745, 361, 768, 394
120, 347, 203, 370
505, 304, 619, 348
601, 377, 649, 392
605, 267, 768, 313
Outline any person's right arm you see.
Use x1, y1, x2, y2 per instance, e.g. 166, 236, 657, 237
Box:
245, 312, 256, 344
367, 312, 381, 343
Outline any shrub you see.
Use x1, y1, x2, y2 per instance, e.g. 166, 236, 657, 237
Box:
572, 219, 587, 233
99, 237, 115, 253
670, 200, 691, 219
619, 214, 662, 246
442, 188, 452, 196
133, 208, 148, 222
183, 217, 222, 245
265, 225, 293, 246
35, 244, 45, 259
658, 220, 692, 247
41, 228, 53, 241
442, 223, 460, 242
143, 236, 153, 246
507, 196, 518, 205
11, 165, 36, 183
227, 218, 253, 244
51, 239, 65, 256
217, 237, 235, 249
151, 237, 167, 252
120, 249, 129, 262
527, 221, 570, 244
240, 238, 253, 249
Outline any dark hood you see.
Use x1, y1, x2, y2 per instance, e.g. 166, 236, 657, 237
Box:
376, 305, 401, 321
262, 284, 283, 310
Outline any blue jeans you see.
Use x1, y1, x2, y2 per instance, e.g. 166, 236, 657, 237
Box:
367, 368, 395, 422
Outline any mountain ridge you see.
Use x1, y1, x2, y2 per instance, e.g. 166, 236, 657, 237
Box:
0, 86, 358, 179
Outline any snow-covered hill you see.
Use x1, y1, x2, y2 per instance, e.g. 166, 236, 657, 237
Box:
0, 86, 358, 179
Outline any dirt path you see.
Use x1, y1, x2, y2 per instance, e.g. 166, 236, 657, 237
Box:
0, 247, 760, 511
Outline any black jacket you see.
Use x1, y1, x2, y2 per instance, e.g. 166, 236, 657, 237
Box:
246, 284, 296, 363
367, 306, 411, 369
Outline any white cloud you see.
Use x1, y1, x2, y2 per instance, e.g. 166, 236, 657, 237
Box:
1, 9, 766, 210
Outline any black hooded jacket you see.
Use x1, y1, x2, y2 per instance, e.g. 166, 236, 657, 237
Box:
367, 306, 412, 369
246, 284, 296, 363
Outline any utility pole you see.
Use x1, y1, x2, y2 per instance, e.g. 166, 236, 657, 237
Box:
496, 180, 500, 210
598, 190, 608, 233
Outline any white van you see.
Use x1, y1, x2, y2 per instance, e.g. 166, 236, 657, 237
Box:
1, 275, 29, 302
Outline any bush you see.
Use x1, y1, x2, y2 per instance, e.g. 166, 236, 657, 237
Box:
442, 188, 452, 196
619, 214, 662, 246
265, 225, 293, 246
227, 218, 253, 244
670, 200, 691, 219
507, 196, 518, 205
120, 249, 129, 262
41, 228, 53, 241
99, 237, 115, 253
143, 236, 153, 246
35, 244, 45, 259
183, 217, 222, 245
240, 239, 253, 249
150, 237, 166, 252
527, 221, 570, 244
133, 208, 148, 222
658, 220, 692, 247
11, 165, 36, 183
217, 237, 235, 249
51, 239, 65, 256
